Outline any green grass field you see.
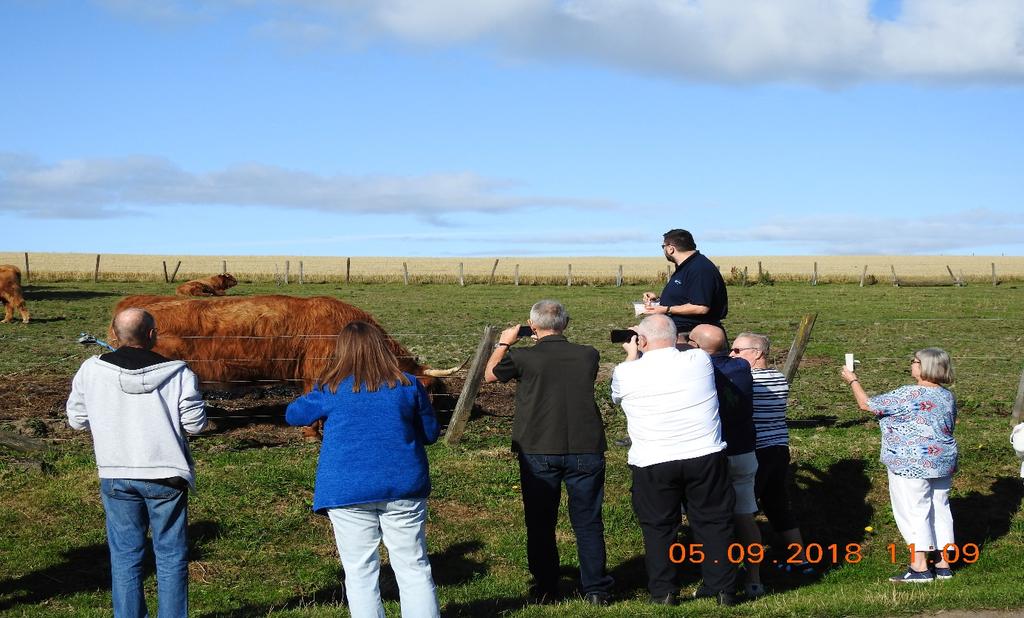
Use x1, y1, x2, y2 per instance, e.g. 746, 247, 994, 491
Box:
2, 280, 1023, 616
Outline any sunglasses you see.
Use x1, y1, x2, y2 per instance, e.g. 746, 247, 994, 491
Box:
730, 347, 760, 354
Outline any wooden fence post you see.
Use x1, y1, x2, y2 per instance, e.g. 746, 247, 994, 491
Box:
94, 254, 101, 283
162, 261, 169, 283
859, 265, 868, 287
458, 262, 465, 287
489, 259, 499, 285
782, 313, 818, 384
284, 261, 290, 285
758, 261, 763, 281
946, 265, 962, 287
992, 263, 998, 286
616, 264, 623, 287
170, 261, 181, 283
890, 265, 899, 287
23, 252, 29, 282
666, 264, 672, 281
299, 261, 304, 285
222, 260, 227, 275
567, 264, 573, 287
346, 258, 351, 284
742, 266, 748, 287
811, 262, 818, 286
514, 264, 520, 286
402, 262, 409, 285
444, 326, 498, 445
1012, 364, 1024, 425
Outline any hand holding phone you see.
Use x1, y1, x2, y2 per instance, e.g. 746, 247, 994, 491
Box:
517, 325, 534, 338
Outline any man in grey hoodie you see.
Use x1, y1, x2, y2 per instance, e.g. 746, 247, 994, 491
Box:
67, 308, 206, 618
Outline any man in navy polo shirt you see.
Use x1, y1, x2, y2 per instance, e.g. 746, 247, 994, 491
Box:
642, 228, 728, 342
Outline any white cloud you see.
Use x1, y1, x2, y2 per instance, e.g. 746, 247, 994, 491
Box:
0, 153, 614, 220
103, 0, 1024, 84
705, 209, 1024, 254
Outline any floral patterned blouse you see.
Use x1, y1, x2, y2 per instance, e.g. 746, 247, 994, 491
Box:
868, 385, 958, 478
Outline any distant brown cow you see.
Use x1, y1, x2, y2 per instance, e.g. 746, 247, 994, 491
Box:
176, 273, 238, 297
0, 265, 30, 324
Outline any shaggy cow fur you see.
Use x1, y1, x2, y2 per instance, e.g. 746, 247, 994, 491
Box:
175, 273, 238, 297
0, 265, 30, 324
110, 294, 432, 392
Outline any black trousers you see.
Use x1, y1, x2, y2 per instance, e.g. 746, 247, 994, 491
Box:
630, 450, 737, 596
754, 445, 798, 532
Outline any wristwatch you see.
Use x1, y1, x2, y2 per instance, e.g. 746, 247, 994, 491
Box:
494, 342, 511, 350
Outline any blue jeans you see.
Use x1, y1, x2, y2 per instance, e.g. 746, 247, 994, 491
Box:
100, 478, 189, 618
517, 452, 614, 595
327, 499, 440, 618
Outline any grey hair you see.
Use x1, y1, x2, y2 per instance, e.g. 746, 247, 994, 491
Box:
916, 348, 954, 385
637, 314, 677, 345
735, 331, 770, 354
530, 300, 569, 331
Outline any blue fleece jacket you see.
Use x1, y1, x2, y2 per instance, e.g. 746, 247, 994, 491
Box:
285, 374, 440, 513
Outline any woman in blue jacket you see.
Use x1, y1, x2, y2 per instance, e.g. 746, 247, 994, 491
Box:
287, 321, 441, 617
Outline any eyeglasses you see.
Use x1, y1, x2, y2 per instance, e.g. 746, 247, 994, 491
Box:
730, 347, 760, 354
911, 359, 921, 364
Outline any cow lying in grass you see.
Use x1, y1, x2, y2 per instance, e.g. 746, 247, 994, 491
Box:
176, 273, 238, 296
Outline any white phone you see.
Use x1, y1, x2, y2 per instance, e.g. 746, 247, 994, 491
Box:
845, 353, 855, 372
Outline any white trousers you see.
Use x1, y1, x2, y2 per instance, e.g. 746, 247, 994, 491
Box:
887, 471, 954, 552
327, 499, 441, 618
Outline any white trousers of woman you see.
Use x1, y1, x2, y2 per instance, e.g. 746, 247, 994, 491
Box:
887, 471, 954, 552
327, 498, 441, 618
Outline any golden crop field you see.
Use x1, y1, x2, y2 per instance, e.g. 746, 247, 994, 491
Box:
2, 252, 1023, 284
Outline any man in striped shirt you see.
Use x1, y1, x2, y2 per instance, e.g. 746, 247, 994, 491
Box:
730, 332, 812, 573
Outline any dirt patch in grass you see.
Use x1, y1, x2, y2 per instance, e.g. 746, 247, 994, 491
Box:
0, 373, 519, 450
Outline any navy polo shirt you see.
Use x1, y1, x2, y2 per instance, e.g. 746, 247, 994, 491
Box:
659, 251, 728, 332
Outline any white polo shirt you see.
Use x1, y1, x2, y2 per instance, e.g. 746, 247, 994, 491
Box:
611, 346, 725, 467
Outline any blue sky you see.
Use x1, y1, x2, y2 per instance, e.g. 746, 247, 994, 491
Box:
2, 0, 1023, 257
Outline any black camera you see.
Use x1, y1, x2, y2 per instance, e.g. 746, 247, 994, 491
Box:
610, 329, 637, 344
517, 325, 534, 338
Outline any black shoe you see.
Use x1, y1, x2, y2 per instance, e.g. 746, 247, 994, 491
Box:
693, 586, 739, 606
649, 592, 678, 605
528, 586, 559, 605
614, 437, 632, 447
583, 591, 611, 606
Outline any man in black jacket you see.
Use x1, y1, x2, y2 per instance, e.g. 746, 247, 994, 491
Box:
484, 300, 614, 605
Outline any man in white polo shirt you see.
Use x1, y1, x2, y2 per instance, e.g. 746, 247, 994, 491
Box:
611, 314, 737, 606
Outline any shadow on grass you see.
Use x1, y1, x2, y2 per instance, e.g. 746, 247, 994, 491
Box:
951, 476, 1023, 560
198, 540, 492, 618
0, 520, 221, 612
764, 458, 873, 588
23, 288, 123, 301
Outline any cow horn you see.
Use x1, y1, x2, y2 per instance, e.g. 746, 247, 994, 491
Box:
422, 358, 469, 378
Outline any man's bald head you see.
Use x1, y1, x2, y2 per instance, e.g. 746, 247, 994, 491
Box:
112, 308, 157, 349
688, 324, 728, 354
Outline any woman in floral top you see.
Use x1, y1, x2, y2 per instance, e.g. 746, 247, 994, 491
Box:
841, 348, 957, 584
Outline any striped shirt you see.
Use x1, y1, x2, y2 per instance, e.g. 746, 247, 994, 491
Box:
751, 368, 789, 449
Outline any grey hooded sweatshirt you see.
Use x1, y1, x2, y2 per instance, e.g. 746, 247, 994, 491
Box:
67, 355, 207, 488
